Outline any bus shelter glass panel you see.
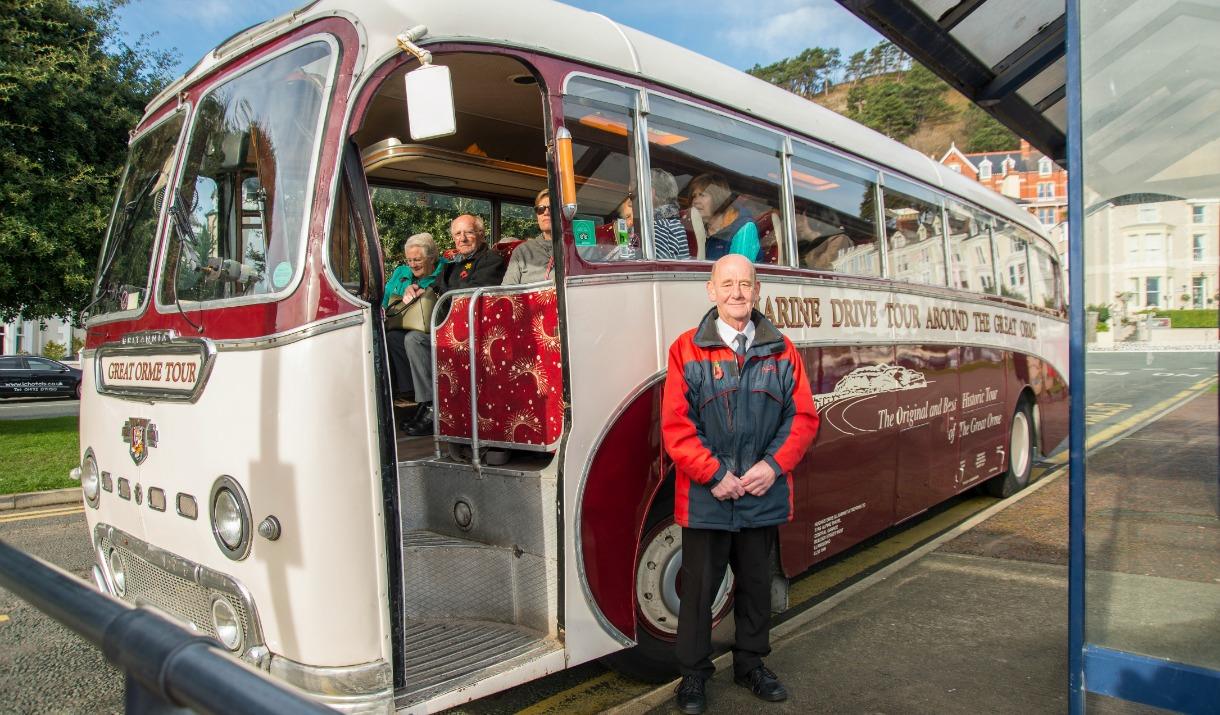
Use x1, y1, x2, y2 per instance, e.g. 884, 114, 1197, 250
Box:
645, 94, 785, 265
562, 77, 642, 263
1077, 1, 1220, 708
160, 42, 335, 305
791, 143, 882, 277
880, 177, 947, 286
946, 201, 995, 295
992, 219, 1029, 302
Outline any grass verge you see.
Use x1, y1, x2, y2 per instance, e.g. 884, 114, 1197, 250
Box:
0, 417, 79, 495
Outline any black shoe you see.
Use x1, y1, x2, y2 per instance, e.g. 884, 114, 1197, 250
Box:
734, 666, 787, 702
403, 403, 434, 436
674, 675, 707, 714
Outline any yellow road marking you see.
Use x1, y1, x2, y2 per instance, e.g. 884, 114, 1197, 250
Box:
516, 671, 649, 715
0, 505, 84, 524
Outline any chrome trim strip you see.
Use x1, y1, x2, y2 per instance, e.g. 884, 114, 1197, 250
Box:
93, 523, 267, 664
212, 312, 364, 352
571, 371, 667, 649
269, 655, 393, 704
780, 136, 797, 269
563, 272, 1066, 322
466, 286, 486, 472
94, 337, 217, 404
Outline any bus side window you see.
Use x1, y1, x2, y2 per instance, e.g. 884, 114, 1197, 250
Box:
881, 177, 948, 287
561, 78, 642, 263
1028, 237, 1059, 310
791, 144, 882, 276
327, 178, 364, 296
947, 201, 996, 295
645, 95, 785, 265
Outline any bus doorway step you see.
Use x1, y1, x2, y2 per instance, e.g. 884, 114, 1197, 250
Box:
396, 619, 559, 708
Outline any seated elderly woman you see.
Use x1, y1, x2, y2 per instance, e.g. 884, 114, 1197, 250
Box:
688, 173, 759, 262
384, 232, 444, 430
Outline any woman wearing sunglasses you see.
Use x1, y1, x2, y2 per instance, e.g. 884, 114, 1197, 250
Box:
502, 188, 556, 285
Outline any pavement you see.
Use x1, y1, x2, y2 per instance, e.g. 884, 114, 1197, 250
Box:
0, 487, 80, 512
625, 388, 1217, 715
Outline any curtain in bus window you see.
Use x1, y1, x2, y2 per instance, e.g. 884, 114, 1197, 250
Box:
160, 42, 334, 305
992, 220, 1030, 302
881, 178, 947, 287
93, 112, 185, 316
562, 77, 642, 263
1028, 237, 1059, 310
946, 201, 996, 295
790, 144, 881, 276
645, 95, 785, 265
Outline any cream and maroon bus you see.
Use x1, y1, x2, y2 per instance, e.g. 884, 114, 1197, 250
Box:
78, 0, 1067, 711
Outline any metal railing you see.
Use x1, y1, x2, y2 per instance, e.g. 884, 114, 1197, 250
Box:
0, 539, 335, 714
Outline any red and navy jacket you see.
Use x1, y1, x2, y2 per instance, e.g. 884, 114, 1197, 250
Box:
661, 308, 819, 530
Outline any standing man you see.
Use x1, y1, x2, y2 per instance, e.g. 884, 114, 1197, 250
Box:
661, 254, 819, 714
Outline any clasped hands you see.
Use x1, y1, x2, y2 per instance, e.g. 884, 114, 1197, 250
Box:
711, 461, 776, 501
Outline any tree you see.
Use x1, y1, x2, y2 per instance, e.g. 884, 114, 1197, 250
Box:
0, 0, 176, 322
748, 47, 842, 97
963, 104, 1019, 152
845, 63, 951, 142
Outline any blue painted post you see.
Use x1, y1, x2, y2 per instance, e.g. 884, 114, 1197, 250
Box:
1065, 0, 1086, 712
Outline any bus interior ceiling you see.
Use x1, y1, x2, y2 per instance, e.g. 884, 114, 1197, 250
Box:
355, 53, 564, 704
356, 53, 549, 203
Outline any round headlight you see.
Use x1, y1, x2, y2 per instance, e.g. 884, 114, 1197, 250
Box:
213, 489, 243, 549
108, 548, 127, 597
81, 452, 100, 507
209, 476, 251, 560
211, 596, 243, 651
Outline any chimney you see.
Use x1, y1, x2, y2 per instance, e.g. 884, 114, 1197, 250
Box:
1020, 139, 1032, 161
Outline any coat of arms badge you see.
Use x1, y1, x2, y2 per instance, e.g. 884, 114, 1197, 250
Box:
121, 418, 159, 465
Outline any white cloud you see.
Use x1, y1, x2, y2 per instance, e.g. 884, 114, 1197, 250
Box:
711, 0, 883, 66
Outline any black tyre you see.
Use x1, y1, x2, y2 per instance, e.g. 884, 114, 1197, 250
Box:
986, 400, 1035, 498
601, 492, 734, 682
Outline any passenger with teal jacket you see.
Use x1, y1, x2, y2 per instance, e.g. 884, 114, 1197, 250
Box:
384, 233, 446, 420
690, 173, 760, 262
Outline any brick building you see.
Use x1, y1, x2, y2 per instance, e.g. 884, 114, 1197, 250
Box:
939, 139, 1068, 229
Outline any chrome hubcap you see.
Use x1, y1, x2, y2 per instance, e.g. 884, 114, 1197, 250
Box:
1011, 411, 1031, 480
636, 522, 733, 636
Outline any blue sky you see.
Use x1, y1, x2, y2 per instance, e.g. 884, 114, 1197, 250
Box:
116, 0, 881, 76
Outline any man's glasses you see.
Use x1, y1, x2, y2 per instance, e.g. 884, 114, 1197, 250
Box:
534, 204, 551, 215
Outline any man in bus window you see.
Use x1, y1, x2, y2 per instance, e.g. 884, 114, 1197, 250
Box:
402, 215, 505, 436
502, 189, 554, 285
661, 254, 819, 714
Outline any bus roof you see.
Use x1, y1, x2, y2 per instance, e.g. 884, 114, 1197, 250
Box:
153, 0, 1049, 240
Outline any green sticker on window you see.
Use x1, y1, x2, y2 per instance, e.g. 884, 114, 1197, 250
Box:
272, 261, 292, 289
573, 219, 596, 246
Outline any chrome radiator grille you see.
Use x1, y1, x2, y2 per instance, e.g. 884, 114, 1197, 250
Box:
95, 525, 263, 658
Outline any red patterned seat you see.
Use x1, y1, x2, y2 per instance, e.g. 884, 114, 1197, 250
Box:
432, 285, 562, 450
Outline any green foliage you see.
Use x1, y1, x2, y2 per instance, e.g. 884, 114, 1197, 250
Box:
1149, 309, 1218, 328
963, 104, 1018, 152
71, 336, 84, 357
748, 47, 841, 97
0, 417, 79, 494
41, 340, 66, 360
1086, 303, 1111, 324
845, 64, 952, 142
0, 0, 176, 323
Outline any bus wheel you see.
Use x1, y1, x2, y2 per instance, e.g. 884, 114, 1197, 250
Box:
602, 503, 734, 682
986, 401, 1034, 498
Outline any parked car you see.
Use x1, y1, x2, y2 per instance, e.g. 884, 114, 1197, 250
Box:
0, 356, 82, 399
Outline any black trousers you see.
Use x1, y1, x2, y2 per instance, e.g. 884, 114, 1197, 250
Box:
384, 329, 413, 396
676, 525, 776, 679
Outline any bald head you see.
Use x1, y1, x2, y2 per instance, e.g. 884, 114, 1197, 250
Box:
706, 254, 758, 330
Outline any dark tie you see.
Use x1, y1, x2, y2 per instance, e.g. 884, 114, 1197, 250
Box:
734, 333, 748, 357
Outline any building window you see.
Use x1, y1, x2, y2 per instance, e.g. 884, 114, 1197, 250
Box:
1192, 205, 1206, 224
1037, 207, 1055, 225
1145, 276, 1160, 307
1193, 234, 1206, 260
1037, 182, 1055, 199
978, 160, 992, 180
1193, 276, 1207, 307
1137, 205, 1159, 223
948, 163, 961, 173
1144, 234, 1163, 264
1038, 157, 1052, 176
1127, 235, 1141, 265
1002, 157, 1015, 175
